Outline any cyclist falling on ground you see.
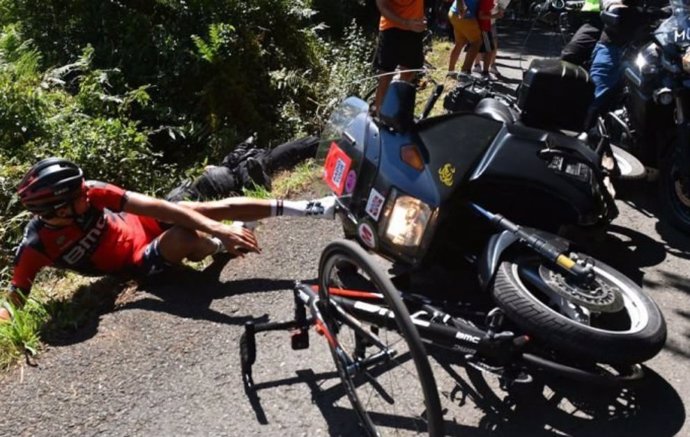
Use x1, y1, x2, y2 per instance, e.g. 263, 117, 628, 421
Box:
0, 157, 337, 322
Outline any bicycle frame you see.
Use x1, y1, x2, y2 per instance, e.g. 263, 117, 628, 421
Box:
240, 278, 636, 390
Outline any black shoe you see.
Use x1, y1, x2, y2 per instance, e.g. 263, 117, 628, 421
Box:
221, 135, 263, 169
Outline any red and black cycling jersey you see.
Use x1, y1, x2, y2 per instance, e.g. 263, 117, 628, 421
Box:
11, 181, 164, 295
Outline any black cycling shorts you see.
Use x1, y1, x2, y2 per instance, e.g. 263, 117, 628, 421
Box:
136, 237, 172, 276
374, 28, 424, 73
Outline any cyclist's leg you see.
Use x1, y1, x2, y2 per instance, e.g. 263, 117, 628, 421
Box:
132, 226, 218, 275
161, 227, 218, 264
261, 136, 319, 174
178, 196, 336, 222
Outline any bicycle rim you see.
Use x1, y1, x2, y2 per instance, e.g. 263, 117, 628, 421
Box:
318, 241, 442, 436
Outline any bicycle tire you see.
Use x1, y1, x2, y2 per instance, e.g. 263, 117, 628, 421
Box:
317, 239, 444, 437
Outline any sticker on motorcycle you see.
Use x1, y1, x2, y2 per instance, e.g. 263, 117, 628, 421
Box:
323, 142, 352, 196
438, 163, 456, 187
345, 170, 357, 194
357, 222, 377, 249
673, 29, 690, 44
365, 188, 385, 221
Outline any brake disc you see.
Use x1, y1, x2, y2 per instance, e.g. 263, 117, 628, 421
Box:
538, 264, 624, 313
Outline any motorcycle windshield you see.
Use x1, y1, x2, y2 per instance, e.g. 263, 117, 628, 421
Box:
656, 1, 690, 48
316, 97, 369, 163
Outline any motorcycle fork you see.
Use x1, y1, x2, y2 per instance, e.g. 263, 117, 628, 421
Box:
471, 203, 594, 282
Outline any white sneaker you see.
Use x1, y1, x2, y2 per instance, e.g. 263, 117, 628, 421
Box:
305, 195, 338, 219
472, 64, 482, 74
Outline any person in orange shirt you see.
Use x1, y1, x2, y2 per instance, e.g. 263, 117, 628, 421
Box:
373, 0, 427, 114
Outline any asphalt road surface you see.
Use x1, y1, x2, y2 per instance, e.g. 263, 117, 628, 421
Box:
2, 22, 689, 437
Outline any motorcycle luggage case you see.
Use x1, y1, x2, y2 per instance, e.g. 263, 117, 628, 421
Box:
517, 58, 594, 132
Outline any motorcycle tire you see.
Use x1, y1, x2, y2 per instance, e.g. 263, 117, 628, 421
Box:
611, 145, 646, 181
491, 253, 666, 365
659, 147, 690, 233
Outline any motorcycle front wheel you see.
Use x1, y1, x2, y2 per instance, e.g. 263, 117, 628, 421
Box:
491, 253, 666, 365
659, 147, 690, 233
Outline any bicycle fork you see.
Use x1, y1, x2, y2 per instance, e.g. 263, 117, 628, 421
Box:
240, 283, 315, 388
240, 282, 399, 387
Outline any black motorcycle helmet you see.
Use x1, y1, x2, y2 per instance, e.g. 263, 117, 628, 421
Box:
17, 157, 85, 217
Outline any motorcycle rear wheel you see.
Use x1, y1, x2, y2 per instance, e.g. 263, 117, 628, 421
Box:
610, 144, 646, 181
491, 253, 666, 365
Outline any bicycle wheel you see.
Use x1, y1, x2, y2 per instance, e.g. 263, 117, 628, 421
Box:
317, 239, 443, 437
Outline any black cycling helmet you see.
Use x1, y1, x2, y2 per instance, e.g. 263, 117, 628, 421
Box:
17, 157, 85, 216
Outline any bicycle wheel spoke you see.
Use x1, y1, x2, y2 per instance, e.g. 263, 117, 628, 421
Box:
317, 241, 443, 436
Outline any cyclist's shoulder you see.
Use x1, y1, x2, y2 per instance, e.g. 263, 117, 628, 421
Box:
86, 179, 126, 191
16, 216, 48, 253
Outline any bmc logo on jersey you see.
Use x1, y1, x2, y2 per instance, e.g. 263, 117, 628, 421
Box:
62, 216, 107, 265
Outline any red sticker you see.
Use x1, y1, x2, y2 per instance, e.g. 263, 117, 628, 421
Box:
323, 142, 352, 196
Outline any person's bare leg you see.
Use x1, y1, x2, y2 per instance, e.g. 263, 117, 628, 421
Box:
399, 70, 416, 82
448, 39, 467, 72
486, 49, 498, 71
374, 74, 393, 113
461, 40, 481, 73
474, 52, 485, 69
157, 226, 219, 264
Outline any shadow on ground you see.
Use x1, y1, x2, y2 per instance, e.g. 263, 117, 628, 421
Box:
41, 257, 294, 347
241, 367, 362, 435
613, 181, 690, 259
433, 357, 685, 437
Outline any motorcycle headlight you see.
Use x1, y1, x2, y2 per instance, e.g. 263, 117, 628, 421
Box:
384, 194, 433, 248
683, 47, 690, 74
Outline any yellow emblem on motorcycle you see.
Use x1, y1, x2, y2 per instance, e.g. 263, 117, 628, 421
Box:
438, 163, 456, 187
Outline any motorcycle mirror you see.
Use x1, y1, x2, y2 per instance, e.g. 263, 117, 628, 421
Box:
379, 80, 416, 133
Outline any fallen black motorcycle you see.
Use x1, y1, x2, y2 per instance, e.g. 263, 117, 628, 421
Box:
444, 57, 649, 182
240, 78, 667, 436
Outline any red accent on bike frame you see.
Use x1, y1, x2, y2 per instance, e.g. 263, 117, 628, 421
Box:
314, 319, 337, 348
309, 284, 382, 300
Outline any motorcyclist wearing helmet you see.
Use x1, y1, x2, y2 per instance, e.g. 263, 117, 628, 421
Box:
0, 157, 336, 322
586, 0, 671, 127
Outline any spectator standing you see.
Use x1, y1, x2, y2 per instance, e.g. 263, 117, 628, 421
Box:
447, 0, 482, 77
373, 0, 427, 114
473, 0, 504, 79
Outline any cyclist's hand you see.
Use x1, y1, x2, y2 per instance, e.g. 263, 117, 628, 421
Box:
407, 18, 427, 33
0, 307, 11, 323
215, 224, 260, 257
